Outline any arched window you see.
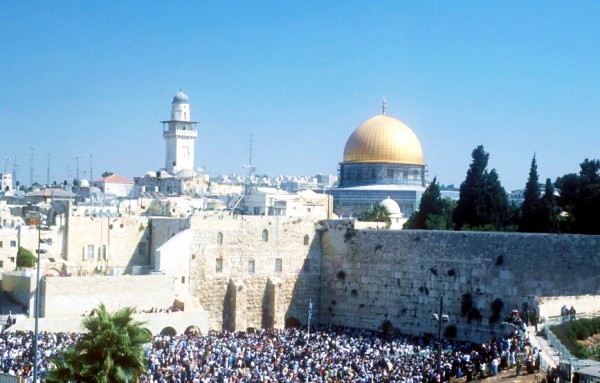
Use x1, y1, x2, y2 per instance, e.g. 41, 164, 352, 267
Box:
262, 229, 269, 242
217, 232, 223, 245
303, 235, 309, 246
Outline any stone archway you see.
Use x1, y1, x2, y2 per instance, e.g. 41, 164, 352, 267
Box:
184, 325, 201, 335
285, 317, 301, 328
160, 326, 177, 336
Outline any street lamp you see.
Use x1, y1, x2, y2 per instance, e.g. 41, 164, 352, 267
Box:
33, 212, 47, 383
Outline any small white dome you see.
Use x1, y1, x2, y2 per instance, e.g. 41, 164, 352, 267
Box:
379, 197, 401, 216
172, 90, 189, 104
80, 179, 90, 187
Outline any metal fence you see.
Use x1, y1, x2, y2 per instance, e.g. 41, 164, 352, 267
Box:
543, 312, 600, 369
0, 374, 20, 383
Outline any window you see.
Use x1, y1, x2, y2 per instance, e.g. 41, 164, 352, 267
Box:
303, 235, 309, 246
262, 229, 269, 242
181, 276, 186, 284
86, 245, 95, 260
10, 240, 16, 248
101, 245, 108, 260
215, 258, 223, 273
0, 261, 3, 268
248, 260, 255, 274
275, 258, 282, 273
138, 242, 147, 255
0, 241, 3, 248
9, 257, 14, 263
217, 232, 223, 245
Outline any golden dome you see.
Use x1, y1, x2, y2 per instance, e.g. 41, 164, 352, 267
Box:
343, 114, 424, 165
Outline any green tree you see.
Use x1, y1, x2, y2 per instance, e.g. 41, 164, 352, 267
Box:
555, 159, 600, 234
359, 204, 391, 228
540, 178, 559, 233
46, 304, 151, 383
519, 155, 544, 232
16, 247, 36, 268
453, 146, 509, 230
404, 177, 454, 230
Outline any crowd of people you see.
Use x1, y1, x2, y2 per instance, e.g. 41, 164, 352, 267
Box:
0, 317, 545, 383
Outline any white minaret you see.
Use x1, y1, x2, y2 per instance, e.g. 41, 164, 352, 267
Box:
162, 90, 198, 176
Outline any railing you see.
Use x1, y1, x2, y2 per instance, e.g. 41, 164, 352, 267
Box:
543, 312, 600, 365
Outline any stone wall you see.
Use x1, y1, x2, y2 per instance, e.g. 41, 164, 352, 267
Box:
0, 229, 18, 272
40, 275, 177, 318
187, 214, 322, 331
1, 272, 34, 314
66, 214, 151, 275
150, 217, 191, 270
319, 221, 600, 342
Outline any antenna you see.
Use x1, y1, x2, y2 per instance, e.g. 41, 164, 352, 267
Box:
73, 156, 81, 181
29, 147, 36, 186
89, 154, 93, 182
242, 133, 256, 179
46, 152, 52, 186
12, 154, 18, 189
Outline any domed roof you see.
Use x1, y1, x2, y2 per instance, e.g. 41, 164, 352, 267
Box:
343, 114, 424, 165
379, 197, 402, 216
172, 90, 189, 104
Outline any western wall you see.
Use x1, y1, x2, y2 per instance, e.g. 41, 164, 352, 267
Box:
318, 220, 600, 342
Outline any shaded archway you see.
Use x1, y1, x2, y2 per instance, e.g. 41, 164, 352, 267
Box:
184, 325, 201, 335
285, 317, 301, 328
160, 326, 177, 336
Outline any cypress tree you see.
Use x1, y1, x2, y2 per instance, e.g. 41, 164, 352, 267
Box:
519, 154, 543, 232
453, 145, 489, 229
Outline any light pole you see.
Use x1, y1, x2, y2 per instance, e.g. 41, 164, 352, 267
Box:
33, 212, 46, 383
433, 295, 449, 375
307, 299, 313, 341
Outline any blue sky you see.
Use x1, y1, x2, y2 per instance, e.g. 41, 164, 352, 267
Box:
1, 2, 599, 190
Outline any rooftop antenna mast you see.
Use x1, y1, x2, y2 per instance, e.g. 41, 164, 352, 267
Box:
242, 133, 256, 180
29, 148, 36, 186
12, 154, 18, 190
73, 156, 81, 181
46, 152, 52, 186
89, 154, 93, 182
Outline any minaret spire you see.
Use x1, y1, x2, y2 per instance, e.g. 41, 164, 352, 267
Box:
382, 97, 387, 115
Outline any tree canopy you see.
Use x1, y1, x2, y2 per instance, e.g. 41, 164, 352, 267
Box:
555, 159, 600, 234
452, 146, 510, 230
404, 177, 454, 230
358, 204, 391, 228
46, 304, 151, 383
16, 247, 36, 268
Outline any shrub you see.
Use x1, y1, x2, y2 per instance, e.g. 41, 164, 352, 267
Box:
17, 247, 36, 268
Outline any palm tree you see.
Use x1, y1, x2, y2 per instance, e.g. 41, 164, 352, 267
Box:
46, 304, 151, 383
359, 205, 392, 228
